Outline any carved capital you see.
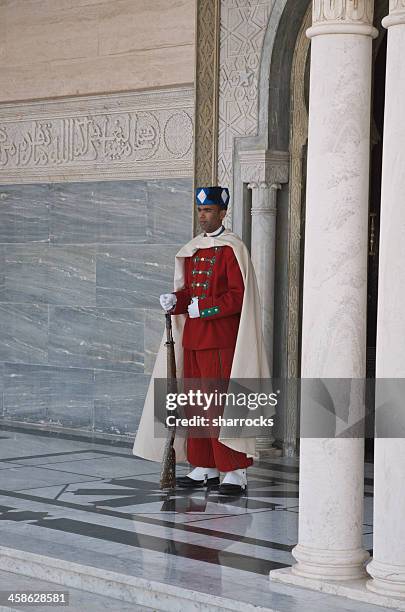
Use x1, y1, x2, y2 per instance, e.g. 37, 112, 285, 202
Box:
240, 150, 289, 186
313, 0, 374, 24
382, 0, 405, 27
389, 0, 405, 12
248, 181, 281, 191
308, 0, 378, 37
248, 181, 280, 216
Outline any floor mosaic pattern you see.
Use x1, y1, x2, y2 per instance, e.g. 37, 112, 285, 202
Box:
0, 428, 383, 612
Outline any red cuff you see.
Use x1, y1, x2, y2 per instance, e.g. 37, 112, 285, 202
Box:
172, 290, 191, 315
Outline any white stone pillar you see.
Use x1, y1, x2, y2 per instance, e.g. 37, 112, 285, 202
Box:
240, 150, 289, 457
240, 149, 289, 371
271, 0, 377, 584
248, 182, 279, 456
248, 181, 280, 371
366, 1, 405, 599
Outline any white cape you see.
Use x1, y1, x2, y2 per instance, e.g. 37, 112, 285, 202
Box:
132, 229, 271, 462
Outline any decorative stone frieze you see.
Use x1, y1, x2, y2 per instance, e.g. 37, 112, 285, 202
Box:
0, 87, 194, 184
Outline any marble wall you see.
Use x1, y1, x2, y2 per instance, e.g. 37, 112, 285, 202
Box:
0, 178, 192, 436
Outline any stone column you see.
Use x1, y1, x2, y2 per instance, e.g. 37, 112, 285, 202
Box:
248, 181, 280, 370
249, 182, 280, 456
241, 150, 289, 456
366, 1, 405, 599
240, 149, 289, 372
271, 0, 377, 585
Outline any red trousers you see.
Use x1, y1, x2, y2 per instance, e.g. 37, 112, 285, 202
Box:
183, 347, 253, 472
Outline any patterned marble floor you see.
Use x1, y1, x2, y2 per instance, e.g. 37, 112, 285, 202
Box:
0, 428, 385, 611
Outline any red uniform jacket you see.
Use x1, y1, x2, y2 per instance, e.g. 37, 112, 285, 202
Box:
172, 245, 244, 350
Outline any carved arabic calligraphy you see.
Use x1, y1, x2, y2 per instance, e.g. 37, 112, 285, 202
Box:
0, 88, 194, 182
0, 112, 163, 169
0, 109, 193, 171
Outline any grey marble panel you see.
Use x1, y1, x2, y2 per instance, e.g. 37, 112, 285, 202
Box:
47, 403, 93, 429
49, 182, 99, 244
50, 181, 148, 244
145, 179, 193, 244
0, 303, 48, 364
49, 306, 144, 372
96, 244, 179, 308
0, 244, 96, 305
97, 180, 147, 243
94, 370, 149, 435
144, 309, 165, 374
0, 184, 50, 244
94, 397, 145, 436
94, 368, 148, 399
0, 246, 4, 297
0, 362, 3, 415
3, 363, 93, 424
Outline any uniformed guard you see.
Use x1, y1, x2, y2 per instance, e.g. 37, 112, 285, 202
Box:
133, 186, 273, 495
160, 187, 251, 493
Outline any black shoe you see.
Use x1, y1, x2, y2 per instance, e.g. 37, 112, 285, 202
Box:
176, 475, 220, 489
218, 469, 247, 496
218, 482, 246, 495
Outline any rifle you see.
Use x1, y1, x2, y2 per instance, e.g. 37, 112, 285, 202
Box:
159, 313, 177, 489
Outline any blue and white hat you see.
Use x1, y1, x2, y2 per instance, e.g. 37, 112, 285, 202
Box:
195, 186, 230, 209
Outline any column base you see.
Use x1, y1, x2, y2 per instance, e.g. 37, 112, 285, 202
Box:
367, 559, 405, 598
291, 543, 369, 581
270, 567, 405, 611
255, 436, 283, 458
255, 446, 283, 459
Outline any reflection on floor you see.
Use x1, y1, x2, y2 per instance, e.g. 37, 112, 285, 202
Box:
0, 429, 379, 612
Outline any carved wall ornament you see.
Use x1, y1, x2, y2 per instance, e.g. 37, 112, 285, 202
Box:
0, 88, 194, 184
193, 0, 221, 235
217, 0, 274, 227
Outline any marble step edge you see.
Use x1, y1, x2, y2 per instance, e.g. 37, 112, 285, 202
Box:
0, 419, 133, 445
271, 567, 405, 612
0, 546, 279, 612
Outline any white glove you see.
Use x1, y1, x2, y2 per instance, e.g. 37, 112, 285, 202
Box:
160, 293, 177, 312
187, 297, 200, 319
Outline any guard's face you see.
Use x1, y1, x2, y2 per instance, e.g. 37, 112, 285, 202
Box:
197, 205, 226, 233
